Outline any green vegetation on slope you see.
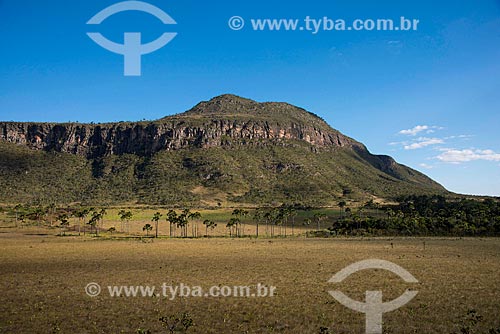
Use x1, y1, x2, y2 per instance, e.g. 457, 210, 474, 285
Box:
0, 138, 445, 206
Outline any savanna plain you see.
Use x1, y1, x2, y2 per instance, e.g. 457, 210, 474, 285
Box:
1, 226, 499, 334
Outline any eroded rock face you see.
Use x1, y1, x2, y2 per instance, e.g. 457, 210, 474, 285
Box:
0, 119, 361, 159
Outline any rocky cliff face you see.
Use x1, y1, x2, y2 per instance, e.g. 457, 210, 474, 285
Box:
0, 101, 362, 159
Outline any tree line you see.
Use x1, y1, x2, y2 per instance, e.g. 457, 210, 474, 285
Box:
3, 195, 500, 237
325, 195, 500, 237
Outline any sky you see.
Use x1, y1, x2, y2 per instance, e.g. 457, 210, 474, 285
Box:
0, 0, 499, 196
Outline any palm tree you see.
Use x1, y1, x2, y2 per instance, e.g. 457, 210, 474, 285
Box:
74, 210, 82, 235
356, 207, 364, 230
118, 210, 133, 233
226, 218, 240, 237
285, 205, 297, 236
13, 204, 22, 228
345, 207, 351, 217
314, 213, 327, 231
57, 214, 69, 236
93, 210, 103, 235
166, 210, 178, 238
253, 209, 263, 238
188, 211, 202, 238
118, 209, 126, 231
180, 209, 192, 237
232, 209, 249, 237
143, 224, 153, 237
47, 203, 56, 227
32, 206, 46, 229
270, 208, 281, 237
303, 218, 312, 229
75, 209, 87, 236
19, 213, 27, 228
278, 205, 292, 237
273, 209, 285, 237
203, 219, 217, 237
263, 210, 277, 237
152, 212, 162, 238
87, 213, 99, 236
338, 201, 347, 219
99, 208, 107, 229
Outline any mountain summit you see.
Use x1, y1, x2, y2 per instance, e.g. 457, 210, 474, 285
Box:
181, 94, 333, 130
0, 95, 447, 206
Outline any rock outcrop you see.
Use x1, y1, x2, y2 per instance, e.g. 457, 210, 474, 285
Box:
0, 95, 363, 159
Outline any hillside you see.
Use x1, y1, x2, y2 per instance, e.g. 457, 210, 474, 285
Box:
0, 94, 447, 206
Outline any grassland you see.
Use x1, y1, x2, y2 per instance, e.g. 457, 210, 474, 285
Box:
0, 207, 348, 238
0, 227, 499, 333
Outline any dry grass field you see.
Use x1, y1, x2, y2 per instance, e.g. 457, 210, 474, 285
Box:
0, 230, 499, 333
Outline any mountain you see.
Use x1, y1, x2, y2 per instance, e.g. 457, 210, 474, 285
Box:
0, 94, 447, 206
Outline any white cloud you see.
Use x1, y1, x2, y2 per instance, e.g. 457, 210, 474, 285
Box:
388, 141, 408, 146
399, 125, 429, 136
444, 134, 474, 140
391, 127, 474, 154
399, 125, 443, 136
404, 137, 444, 150
437, 149, 500, 163
419, 163, 434, 169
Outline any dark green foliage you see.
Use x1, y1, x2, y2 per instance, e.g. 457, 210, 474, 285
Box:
326, 195, 500, 237
0, 142, 93, 204
319, 327, 330, 334
136, 329, 151, 334
457, 310, 483, 334
159, 313, 193, 333
142, 223, 153, 236
0, 140, 445, 206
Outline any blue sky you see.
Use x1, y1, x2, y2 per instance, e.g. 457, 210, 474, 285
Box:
1, 0, 499, 196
